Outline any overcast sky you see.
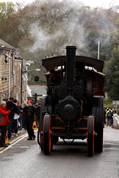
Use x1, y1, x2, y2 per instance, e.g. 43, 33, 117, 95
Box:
0, 0, 119, 8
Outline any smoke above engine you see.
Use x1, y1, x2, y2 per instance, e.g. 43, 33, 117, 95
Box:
28, 0, 118, 57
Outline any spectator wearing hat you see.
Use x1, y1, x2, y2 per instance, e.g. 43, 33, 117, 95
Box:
0, 101, 10, 147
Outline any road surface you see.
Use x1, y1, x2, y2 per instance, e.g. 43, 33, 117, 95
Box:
0, 127, 119, 178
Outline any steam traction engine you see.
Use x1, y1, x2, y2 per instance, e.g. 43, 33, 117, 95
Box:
37, 46, 105, 156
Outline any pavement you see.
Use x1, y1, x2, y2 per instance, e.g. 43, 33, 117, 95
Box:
0, 127, 38, 152
0, 129, 27, 151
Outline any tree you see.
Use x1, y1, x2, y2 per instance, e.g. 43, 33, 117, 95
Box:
0, 0, 119, 85
105, 44, 119, 100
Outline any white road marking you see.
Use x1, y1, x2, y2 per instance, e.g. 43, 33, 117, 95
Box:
0, 133, 27, 154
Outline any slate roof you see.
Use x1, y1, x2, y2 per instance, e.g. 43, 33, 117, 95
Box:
0, 39, 15, 50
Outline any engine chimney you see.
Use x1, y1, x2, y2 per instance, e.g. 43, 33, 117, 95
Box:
66, 46, 76, 95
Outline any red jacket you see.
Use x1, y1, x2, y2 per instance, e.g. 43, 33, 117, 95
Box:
0, 107, 10, 126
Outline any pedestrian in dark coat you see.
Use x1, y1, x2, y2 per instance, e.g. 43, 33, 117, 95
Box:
34, 103, 41, 126
6, 98, 20, 139
106, 108, 113, 127
23, 101, 35, 140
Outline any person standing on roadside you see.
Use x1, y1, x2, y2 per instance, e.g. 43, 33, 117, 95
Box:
106, 108, 113, 127
6, 98, 20, 139
34, 102, 41, 127
12, 99, 20, 136
0, 101, 10, 147
23, 100, 35, 140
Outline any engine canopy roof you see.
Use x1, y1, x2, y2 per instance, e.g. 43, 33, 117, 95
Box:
42, 55, 104, 73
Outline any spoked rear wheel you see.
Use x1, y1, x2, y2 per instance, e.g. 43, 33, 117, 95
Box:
87, 116, 95, 157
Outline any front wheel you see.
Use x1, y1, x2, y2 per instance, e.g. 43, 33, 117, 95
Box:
41, 114, 52, 155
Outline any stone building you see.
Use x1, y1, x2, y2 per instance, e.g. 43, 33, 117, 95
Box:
0, 39, 27, 104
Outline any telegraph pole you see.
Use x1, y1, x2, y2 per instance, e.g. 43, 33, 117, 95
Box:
97, 41, 100, 59
21, 58, 23, 105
